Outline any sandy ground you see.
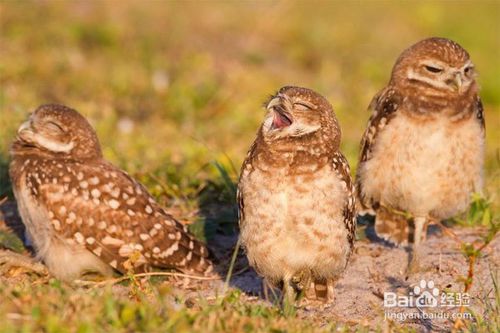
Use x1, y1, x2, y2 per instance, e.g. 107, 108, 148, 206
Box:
1, 200, 499, 332
210, 224, 499, 332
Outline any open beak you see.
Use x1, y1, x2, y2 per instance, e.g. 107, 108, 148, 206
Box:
267, 97, 293, 130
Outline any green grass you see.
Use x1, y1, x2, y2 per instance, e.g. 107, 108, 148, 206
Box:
0, 280, 363, 333
0, 1, 499, 332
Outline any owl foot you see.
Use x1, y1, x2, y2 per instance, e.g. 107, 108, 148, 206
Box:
374, 206, 411, 245
299, 298, 335, 311
407, 249, 421, 274
407, 245, 432, 275
0, 250, 48, 276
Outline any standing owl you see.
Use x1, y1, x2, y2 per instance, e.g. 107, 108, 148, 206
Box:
9, 104, 213, 280
356, 38, 485, 259
238, 86, 356, 305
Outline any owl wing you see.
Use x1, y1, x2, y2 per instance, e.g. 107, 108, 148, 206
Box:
33, 161, 213, 275
356, 86, 403, 210
237, 140, 258, 228
331, 151, 356, 249
236, 186, 244, 226
474, 95, 485, 130
358, 86, 403, 163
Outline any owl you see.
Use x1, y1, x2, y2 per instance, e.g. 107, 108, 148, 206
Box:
9, 104, 214, 281
356, 38, 485, 255
238, 86, 356, 305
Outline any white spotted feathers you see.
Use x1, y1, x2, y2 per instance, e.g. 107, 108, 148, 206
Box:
10, 104, 214, 280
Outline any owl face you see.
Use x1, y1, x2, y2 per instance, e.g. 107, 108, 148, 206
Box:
14, 104, 102, 160
391, 37, 477, 96
261, 86, 334, 141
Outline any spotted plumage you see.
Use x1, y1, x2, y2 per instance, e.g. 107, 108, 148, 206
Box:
9, 104, 213, 280
238, 86, 356, 304
356, 37, 485, 248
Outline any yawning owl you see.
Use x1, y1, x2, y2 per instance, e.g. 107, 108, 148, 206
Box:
238, 86, 356, 304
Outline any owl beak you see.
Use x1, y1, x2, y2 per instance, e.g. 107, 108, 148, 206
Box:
449, 72, 463, 92
18, 120, 32, 134
267, 98, 293, 130
16, 119, 36, 145
267, 97, 281, 110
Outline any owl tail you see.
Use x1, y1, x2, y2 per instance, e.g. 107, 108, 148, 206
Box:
374, 206, 411, 245
172, 238, 218, 278
180, 254, 216, 277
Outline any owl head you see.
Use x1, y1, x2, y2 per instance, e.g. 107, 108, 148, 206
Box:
260, 86, 340, 147
12, 104, 102, 160
390, 37, 477, 98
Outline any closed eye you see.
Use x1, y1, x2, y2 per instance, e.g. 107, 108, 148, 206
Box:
424, 65, 443, 73
293, 101, 314, 111
45, 121, 65, 133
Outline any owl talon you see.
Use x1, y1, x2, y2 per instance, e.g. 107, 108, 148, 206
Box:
407, 243, 432, 274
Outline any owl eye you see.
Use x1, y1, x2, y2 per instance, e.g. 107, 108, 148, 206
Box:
45, 121, 65, 133
424, 65, 443, 73
294, 102, 313, 111
464, 66, 474, 75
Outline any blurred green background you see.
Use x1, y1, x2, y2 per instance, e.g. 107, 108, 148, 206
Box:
1, 1, 499, 213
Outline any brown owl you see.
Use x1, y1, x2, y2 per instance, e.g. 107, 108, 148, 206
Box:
9, 104, 214, 280
238, 86, 356, 305
356, 38, 485, 261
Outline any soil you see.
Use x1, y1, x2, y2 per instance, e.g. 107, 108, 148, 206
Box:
1, 200, 499, 332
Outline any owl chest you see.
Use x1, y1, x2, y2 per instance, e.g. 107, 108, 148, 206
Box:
363, 113, 484, 214
239, 165, 350, 280
241, 166, 345, 235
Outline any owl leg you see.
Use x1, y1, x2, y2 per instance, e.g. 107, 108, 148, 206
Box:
0, 250, 47, 276
312, 278, 335, 303
291, 269, 311, 300
408, 216, 427, 273
298, 277, 335, 308
413, 216, 427, 246
375, 205, 410, 245
282, 276, 297, 315
326, 279, 335, 303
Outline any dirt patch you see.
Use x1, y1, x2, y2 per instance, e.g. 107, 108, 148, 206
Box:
1, 199, 498, 332
213, 224, 499, 331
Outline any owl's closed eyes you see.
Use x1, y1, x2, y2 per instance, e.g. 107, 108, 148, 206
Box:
9, 104, 214, 280
356, 38, 484, 257
238, 86, 356, 305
